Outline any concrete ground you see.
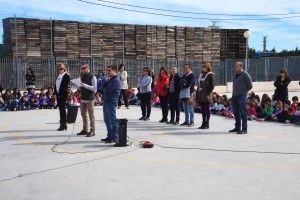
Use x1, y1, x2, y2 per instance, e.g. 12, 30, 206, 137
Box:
0, 106, 300, 200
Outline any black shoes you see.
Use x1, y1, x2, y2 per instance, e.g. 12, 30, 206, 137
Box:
229, 128, 239, 133
198, 122, 209, 129
180, 122, 189, 126
143, 117, 150, 121
101, 137, 114, 143
77, 130, 88, 135
187, 122, 194, 127
159, 119, 167, 123
86, 131, 95, 137
229, 128, 247, 134
139, 116, 145, 120
172, 122, 179, 125
237, 130, 247, 134
166, 120, 174, 124
57, 124, 67, 131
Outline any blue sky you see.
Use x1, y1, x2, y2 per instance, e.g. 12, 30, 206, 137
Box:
0, 0, 300, 51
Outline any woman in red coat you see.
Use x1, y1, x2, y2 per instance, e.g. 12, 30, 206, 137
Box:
156, 67, 170, 122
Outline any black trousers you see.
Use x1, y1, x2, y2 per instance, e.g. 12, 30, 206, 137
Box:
169, 93, 180, 122
118, 89, 129, 107
200, 101, 210, 124
140, 92, 152, 118
159, 96, 169, 121
57, 96, 67, 125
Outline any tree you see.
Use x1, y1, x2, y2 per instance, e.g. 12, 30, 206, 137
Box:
0, 44, 3, 57
248, 47, 256, 58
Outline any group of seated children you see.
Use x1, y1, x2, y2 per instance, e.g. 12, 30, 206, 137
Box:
207, 91, 300, 125
0, 86, 57, 111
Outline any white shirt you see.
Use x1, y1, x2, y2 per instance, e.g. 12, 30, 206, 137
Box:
56, 72, 66, 93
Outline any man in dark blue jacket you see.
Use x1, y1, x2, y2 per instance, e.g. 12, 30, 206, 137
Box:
179, 64, 196, 127
101, 65, 121, 143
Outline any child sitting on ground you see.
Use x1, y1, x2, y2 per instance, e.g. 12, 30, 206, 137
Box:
256, 100, 273, 121
246, 100, 257, 120
19, 92, 31, 110
270, 101, 283, 121
151, 93, 160, 107
39, 93, 49, 109
291, 96, 299, 111
276, 100, 295, 123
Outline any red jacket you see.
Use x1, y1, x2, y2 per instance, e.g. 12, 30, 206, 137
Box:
156, 75, 169, 97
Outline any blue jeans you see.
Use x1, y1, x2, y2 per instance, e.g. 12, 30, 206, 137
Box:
182, 99, 194, 124
232, 95, 248, 131
103, 101, 118, 140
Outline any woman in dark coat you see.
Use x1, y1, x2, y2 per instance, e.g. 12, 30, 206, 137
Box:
273, 68, 291, 103
54, 63, 70, 131
196, 62, 214, 129
25, 68, 36, 92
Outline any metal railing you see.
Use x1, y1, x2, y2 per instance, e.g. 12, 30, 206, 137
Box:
0, 57, 300, 89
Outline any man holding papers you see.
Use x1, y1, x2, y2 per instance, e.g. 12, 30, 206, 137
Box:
77, 64, 97, 137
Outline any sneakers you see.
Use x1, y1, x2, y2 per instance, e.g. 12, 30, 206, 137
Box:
77, 130, 88, 135
143, 117, 150, 121
187, 122, 194, 127
101, 137, 114, 143
180, 122, 189, 126
86, 131, 95, 137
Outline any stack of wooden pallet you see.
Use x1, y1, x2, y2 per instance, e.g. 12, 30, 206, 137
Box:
156, 26, 166, 60
211, 28, 221, 61
136, 25, 147, 60
40, 19, 52, 57
25, 19, 41, 57
66, 21, 79, 58
166, 26, 175, 59
91, 23, 103, 58
175, 27, 185, 60
146, 25, 156, 59
3, 18, 27, 57
185, 27, 196, 60
78, 22, 90, 58
124, 25, 136, 59
53, 21, 67, 57
113, 24, 124, 59
102, 24, 114, 59
2, 17, 247, 61
194, 27, 203, 60
202, 28, 212, 62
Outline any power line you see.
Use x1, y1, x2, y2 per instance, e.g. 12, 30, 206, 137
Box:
75, 0, 300, 21
93, 0, 300, 17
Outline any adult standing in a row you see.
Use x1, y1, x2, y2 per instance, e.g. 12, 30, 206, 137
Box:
138, 67, 153, 121
54, 63, 70, 131
196, 62, 214, 129
77, 64, 97, 137
156, 67, 169, 123
118, 64, 129, 109
167, 66, 181, 125
273, 68, 291, 103
230, 61, 253, 134
101, 65, 121, 143
180, 64, 196, 127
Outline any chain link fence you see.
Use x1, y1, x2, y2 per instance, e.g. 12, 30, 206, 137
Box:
0, 57, 299, 90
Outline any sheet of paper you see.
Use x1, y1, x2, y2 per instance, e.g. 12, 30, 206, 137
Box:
71, 77, 81, 87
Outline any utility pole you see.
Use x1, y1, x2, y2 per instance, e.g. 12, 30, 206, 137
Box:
263, 36, 267, 52
14, 14, 19, 88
